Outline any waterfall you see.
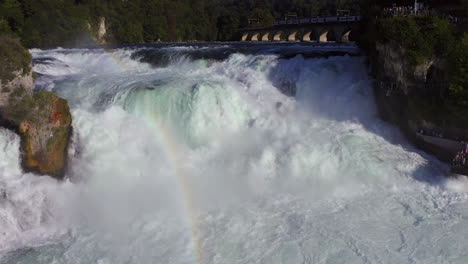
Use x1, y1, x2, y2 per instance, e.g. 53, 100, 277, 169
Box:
1, 44, 467, 264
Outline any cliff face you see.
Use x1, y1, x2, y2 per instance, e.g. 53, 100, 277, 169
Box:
0, 36, 72, 179
374, 42, 436, 93
97, 17, 107, 44
370, 41, 465, 162
0, 68, 34, 106
85, 17, 107, 45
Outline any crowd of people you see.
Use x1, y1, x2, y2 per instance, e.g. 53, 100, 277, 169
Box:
418, 128, 468, 142
418, 129, 444, 138
448, 15, 461, 24
453, 143, 468, 168
383, 6, 416, 16
418, 129, 468, 169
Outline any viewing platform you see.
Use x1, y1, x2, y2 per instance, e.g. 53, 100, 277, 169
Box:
273, 15, 361, 26
239, 15, 361, 43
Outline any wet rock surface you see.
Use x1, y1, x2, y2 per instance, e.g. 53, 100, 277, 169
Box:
0, 36, 72, 179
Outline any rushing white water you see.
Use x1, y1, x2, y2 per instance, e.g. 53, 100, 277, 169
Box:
1, 44, 468, 264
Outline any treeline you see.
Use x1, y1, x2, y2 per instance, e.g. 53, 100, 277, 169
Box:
0, 0, 362, 47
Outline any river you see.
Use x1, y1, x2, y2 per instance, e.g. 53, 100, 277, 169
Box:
1, 43, 468, 264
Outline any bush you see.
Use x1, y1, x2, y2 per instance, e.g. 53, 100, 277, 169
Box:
448, 34, 468, 108
0, 19, 11, 34
375, 15, 456, 65
364, 14, 468, 128
0, 35, 32, 82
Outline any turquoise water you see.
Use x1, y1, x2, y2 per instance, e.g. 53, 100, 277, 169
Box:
1, 44, 467, 264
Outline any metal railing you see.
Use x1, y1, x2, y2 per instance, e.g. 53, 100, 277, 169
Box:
273, 15, 361, 26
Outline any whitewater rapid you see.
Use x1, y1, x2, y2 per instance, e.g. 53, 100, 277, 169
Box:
1, 44, 468, 264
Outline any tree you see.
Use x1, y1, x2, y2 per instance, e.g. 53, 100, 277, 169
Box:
0, 0, 24, 32
0, 0, 389, 46
448, 34, 468, 108
217, 8, 240, 40
0, 18, 11, 34
250, 8, 274, 28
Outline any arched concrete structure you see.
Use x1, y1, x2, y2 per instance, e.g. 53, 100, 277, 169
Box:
340, 29, 352, 43
319, 29, 329, 43
273, 31, 285, 41
239, 16, 360, 43
302, 31, 313, 42
251, 32, 260, 41
261, 32, 270, 41
288, 31, 298, 41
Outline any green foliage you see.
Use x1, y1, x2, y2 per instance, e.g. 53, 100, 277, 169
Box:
448, 34, 468, 109
217, 9, 240, 41
0, 0, 23, 32
0, 18, 11, 34
5, 0, 91, 47
0, 35, 31, 82
375, 15, 456, 65
250, 8, 274, 28
0, 0, 361, 46
114, 21, 144, 43
363, 12, 468, 128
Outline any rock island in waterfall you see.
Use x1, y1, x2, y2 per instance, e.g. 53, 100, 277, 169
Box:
0, 1, 468, 263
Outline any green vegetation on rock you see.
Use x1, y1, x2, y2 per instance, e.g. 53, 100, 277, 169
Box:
446, 33, 468, 122
368, 15, 456, 65
0, 18, 10, 34
3, 85, 33, 122
3, 89, 73, 178
0, 35, 72, 179
362, 11, 468, 129
0, 35, 31, 82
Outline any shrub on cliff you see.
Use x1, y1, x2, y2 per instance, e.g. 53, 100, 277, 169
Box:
0, 35, 31, 82
447, 34, 468, 113
374, 15, 456, 65
0, 19, 11, 34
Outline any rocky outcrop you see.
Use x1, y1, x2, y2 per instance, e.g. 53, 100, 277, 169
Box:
374, 42, 436, 93
3, 90, 72, 177
97, 17, 107, 44
370, 41, 466, 162
86, 17, 107, 45
0, 68, 34, 106
0, 36, 72, 179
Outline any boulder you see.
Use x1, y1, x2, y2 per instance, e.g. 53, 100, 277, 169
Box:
3, 90, 72, 177
0, 35, 72, 179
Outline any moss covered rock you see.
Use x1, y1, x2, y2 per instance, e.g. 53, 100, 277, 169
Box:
0, 35, 72, 179
0, 35, 32, 82
0, 35, 34, 106
3, 91, 72, 178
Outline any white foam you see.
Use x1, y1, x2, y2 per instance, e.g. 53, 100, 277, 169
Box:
2, 46, 468, 263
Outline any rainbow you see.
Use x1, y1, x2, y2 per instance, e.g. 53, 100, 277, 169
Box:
141, 109, 205, 264
94, 41, 204, 263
